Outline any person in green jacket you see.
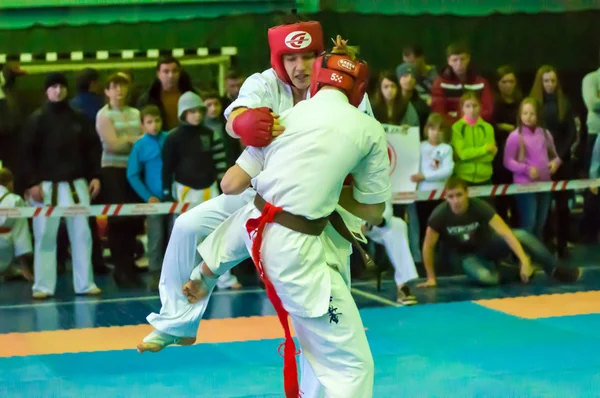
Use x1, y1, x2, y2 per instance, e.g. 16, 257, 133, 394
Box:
451, 91, 497, 184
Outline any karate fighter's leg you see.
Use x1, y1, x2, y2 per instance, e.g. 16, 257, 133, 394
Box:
365, 216, 418, 304
291, 267, 374, 398
141, 190, 253, 351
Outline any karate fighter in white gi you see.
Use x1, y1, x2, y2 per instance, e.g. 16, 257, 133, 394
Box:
187, 36, 389, 398
139, 20, 415, 380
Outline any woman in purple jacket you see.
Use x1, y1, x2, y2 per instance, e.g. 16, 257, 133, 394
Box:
504, 98, 561, 238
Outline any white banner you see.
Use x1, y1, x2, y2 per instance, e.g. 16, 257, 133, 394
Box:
383, 124, 421, 204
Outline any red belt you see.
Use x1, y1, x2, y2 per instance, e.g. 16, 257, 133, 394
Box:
246, 196, 306, 398
0, 226, 11, 234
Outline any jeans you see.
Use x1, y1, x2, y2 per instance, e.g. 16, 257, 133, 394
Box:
445, 229, 557, 286
516, 192, 552, 239
147, 215, 173, 273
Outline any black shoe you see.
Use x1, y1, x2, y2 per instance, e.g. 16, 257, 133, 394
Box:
147, 273, 161, 292
114, 272, 144, 289
552, 266, 582, 283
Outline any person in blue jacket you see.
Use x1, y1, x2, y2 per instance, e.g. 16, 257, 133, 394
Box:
127, 105, 169, 291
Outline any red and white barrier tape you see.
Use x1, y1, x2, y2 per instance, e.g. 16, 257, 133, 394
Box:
392, 178, 597, 202
0, 179, 597, 218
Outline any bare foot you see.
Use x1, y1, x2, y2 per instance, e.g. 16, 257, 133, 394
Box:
182, 279, 209, 303
230, 282, 243, 290
137, 342, 163, 353
137, 337, 196, 354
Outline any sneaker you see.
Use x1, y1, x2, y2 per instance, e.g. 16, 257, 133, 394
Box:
397, 285, 417, 305
32, 291, 53, 300
551, 266, 582, 283
78, 287, 102, 296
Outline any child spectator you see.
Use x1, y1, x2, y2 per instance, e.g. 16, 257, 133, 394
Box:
451, 92, 496, 186
202, 90, 242, 167
127, 105, 169, 291
162, 91, 227, 202
411, 113, 454, 245
504, 97, 561, 239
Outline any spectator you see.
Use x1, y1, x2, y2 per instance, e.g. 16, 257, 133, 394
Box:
70, 68, 104, 124
96, 73, 144, 288
119, 69, 144, 107
503, 97, 561, 239
431, 42, 494, 123
396, 63, 430, 132
202, 90, 242, 167
398, 45, 438, 105
417, 177, 581, 288
530, 65, 576, 257
451, 92, 496, 186
0, 168, 33, 282
372, 70, 421, 262
372, 71, 419, 127
137, 56, 196, 131
221, 70, 245, 111
162, 91, 241, 290
0, 61, 26, 189
22, 72, 102, 299
581, 65, 600, 243
492, 65, 522, 226
127, 105, 169, 291
411, 113, 454, 246
70, 67, 109, 275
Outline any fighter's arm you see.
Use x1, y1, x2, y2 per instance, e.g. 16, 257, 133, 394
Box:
345, 121, 392, 225
224, 73, 283, 146
488, 215, 533, 282
220, 146, 265, 195
418, 226, 439, 287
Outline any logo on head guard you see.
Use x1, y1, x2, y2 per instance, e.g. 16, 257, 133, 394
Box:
284, 31, 313, 50
337, 59, 356, 72
330, 73, 343, 83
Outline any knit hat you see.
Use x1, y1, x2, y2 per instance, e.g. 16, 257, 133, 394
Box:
44, 72, 68, 90
178, 91, 206, 121
396, 63, 416, 78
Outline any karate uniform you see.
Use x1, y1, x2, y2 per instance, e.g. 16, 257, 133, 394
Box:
198, 89, 391, 397
148, 68, 374, 336
364, 201, 418, 287
29, 179, 97, 294
0, 186, 32, 273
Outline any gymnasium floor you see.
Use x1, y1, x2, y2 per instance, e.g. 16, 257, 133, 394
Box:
1, 245, 599, 397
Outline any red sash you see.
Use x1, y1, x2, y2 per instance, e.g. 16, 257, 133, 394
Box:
245, 201, 301, 398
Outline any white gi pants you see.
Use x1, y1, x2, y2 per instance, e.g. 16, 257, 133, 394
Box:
30, 179, 97, 295
171, 181, 239, 289
365, 216, 418, 286
199, 203, 373, 398
0, 215, 32, 273
147, 190, 254, 337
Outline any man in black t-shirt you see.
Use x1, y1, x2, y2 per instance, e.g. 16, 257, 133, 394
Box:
418, 177, 581, 287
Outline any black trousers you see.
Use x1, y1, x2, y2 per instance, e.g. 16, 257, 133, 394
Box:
101, 167, 143, 278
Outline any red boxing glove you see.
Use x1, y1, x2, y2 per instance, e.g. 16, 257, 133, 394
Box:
232, 107, 274, 147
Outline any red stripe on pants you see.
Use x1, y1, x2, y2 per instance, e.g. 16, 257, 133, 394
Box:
245, 202, 300, 398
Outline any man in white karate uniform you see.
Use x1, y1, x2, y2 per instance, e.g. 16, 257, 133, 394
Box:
141, 18, 415, 356
189, 38, 390, 397
22, 72, 102, 299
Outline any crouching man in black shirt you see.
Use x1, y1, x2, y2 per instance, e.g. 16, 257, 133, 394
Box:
418, 176, 581, 287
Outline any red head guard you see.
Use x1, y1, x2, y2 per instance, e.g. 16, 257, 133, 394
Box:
268, 21, 324, 85
309, 51, 369, 108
